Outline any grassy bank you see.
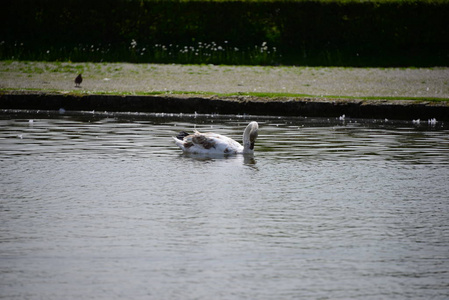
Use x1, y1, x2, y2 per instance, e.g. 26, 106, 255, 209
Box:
1, 61, 448, 101
3, 89, 447, 104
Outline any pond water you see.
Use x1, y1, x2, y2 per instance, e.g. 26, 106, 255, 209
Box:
1, 111, 449, 300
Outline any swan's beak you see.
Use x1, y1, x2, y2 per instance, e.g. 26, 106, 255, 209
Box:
250, 131, 258, 143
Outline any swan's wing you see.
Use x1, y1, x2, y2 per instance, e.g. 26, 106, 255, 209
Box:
173, 131, 242, 154
172, 131, 215, 151
190, 132, 220, 150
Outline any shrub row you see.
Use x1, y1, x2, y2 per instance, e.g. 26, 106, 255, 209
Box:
1, 0, 448, 66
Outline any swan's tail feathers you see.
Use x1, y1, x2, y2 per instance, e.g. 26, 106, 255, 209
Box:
176, 131, 190, 141
172, 136, 185, 150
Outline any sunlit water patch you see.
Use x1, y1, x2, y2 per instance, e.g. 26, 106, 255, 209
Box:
1, 111, 448, 299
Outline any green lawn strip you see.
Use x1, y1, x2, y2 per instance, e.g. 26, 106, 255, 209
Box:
1, 88, 448, 103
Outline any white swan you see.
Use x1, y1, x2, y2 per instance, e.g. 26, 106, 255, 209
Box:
173, 121, 259, 155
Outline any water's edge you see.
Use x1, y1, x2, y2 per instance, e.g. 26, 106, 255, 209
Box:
1, 92, 449, 121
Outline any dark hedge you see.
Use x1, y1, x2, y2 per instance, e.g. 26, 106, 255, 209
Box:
1, 0, 448, 66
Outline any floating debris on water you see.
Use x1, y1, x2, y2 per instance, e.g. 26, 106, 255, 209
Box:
428, 118, 437, 125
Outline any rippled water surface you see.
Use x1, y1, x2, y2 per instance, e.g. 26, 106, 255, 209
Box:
1, 111, 449, 299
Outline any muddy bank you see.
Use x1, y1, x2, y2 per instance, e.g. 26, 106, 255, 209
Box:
1, 92, 448, 121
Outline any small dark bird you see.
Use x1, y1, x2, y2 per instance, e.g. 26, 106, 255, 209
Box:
75, 74, 83, 87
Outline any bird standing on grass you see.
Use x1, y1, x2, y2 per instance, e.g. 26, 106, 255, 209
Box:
75, 74, 83, 87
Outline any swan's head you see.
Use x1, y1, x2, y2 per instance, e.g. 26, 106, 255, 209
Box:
243, 121, 259, 153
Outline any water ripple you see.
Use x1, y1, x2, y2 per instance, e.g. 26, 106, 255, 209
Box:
1, 112, 448, 299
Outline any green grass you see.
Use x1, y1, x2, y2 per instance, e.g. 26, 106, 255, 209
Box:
2, 87, 447, 103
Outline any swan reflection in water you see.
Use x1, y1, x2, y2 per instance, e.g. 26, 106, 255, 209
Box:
178, 152, 257, 168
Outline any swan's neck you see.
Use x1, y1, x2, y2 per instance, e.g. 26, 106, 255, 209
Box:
242, 122, 259, 153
